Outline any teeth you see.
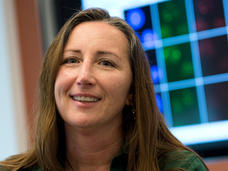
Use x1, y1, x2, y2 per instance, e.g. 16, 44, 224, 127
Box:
72, 96, 99, 102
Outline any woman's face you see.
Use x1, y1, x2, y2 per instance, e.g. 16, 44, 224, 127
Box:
54, 21, 132, 129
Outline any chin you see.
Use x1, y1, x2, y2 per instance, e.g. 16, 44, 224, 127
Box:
65, 117, 99, 129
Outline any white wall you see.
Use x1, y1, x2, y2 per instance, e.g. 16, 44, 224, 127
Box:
0, 0, 27, 161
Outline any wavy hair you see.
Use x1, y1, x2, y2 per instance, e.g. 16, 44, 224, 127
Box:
0, 8, 208, 171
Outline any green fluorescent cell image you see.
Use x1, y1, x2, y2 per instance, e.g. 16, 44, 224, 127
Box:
164, 43, 194, 82
158, 0, 189, 38
169, 87, 200, 127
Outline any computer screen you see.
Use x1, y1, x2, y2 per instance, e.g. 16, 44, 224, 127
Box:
82, 0, 228, 155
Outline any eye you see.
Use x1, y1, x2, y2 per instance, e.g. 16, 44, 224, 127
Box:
99, 60, 115, 67
62, 57, 80, 65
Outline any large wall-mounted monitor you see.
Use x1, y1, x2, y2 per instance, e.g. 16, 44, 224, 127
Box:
82, 0, 228, 157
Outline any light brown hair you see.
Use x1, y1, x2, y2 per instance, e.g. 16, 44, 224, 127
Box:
0, 8, 208, 171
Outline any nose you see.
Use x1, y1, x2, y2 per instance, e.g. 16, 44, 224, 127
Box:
76, 60, 95, 87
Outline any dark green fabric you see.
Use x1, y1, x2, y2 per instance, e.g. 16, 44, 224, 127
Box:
0, 150, 207, 171
158, 150, 207, 171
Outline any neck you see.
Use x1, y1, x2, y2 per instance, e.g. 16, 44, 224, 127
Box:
65, 122, 123, 170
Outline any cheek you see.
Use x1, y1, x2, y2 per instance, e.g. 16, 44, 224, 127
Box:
106, 74, 132, 99
54, 69, 75, 98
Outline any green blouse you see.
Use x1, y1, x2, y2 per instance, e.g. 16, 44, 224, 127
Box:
0, 150, 207, 171
158, 150, 207, 171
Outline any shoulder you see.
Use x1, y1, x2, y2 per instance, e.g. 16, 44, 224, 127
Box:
159, 150, 208, 171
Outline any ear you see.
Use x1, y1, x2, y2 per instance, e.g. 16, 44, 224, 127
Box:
125, 93, 133, 106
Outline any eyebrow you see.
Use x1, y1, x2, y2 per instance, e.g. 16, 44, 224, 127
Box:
63, 49, 80, 54
63, 49, 121, 60
97, 51, 121, 60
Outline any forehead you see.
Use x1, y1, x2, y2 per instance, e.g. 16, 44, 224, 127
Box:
67, 21, 127, 44
72, 21, 122, 34
64, 21, 129, 54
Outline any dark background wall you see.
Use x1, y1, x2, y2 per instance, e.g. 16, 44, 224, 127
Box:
53, 0, 82, 31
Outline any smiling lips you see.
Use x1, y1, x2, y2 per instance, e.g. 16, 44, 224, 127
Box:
71, 95, 101, 102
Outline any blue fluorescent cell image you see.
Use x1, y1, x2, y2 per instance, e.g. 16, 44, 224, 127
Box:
141, 29, 158, 49
150, 65, 162, 84
126, 8, 145, 30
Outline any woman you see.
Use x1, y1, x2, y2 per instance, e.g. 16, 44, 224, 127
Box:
0, 8, 208, 171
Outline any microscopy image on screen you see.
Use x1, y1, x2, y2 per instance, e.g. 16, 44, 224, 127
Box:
124, 6, 158, 49
198, 35, 228, 76
163, 43, 194, 82
158, 0, 189, 38
125, 5, 152, 31
123, 0, 228, 131
169, 87, 200, 126
193, 0, 225, 31
205, 82, 228, 122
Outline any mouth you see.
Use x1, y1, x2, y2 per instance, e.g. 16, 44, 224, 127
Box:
71, 95, 101, 102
